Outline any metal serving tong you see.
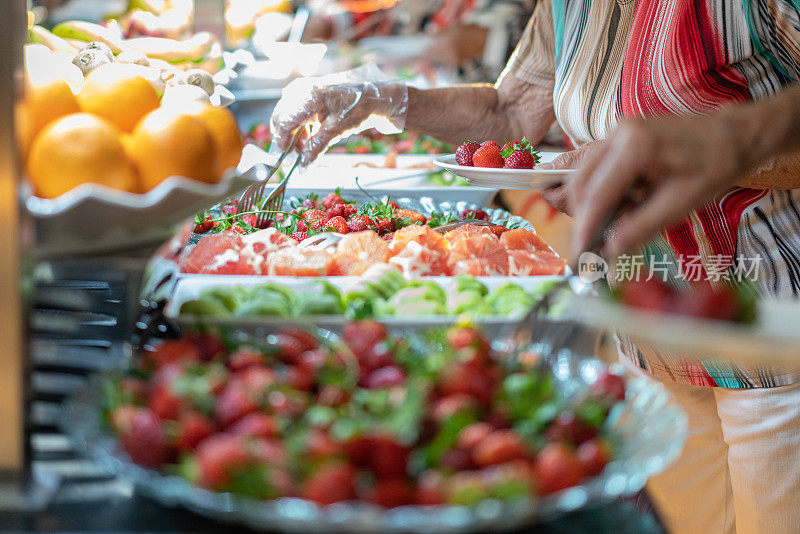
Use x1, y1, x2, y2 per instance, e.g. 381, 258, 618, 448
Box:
238, 129, 304, 228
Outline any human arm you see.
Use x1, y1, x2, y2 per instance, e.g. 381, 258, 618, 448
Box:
568, 84, 800, 258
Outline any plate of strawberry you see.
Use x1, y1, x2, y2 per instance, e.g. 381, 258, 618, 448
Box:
64, 322, 686, 533
434, 140, 574, 190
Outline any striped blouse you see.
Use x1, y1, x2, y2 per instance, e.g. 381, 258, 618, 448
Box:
502, 0, 800, 387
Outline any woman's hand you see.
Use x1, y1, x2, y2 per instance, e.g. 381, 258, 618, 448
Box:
568, 114, 750, 257
539, 141, 605, 215
270, 75, 408, 164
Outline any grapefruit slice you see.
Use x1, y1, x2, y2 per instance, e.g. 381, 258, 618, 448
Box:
180, 230, 244, 274
443, 224, 495, 244
266, 247, 333, 276
389, 225, 448, 256
507, 250, 567, 275
500, 229, 553, 253
328, 231, 390, 276
389, 240, 448, 277
446, 234, 507, 272
450, 258, 509, 276
240, 228, 297, 273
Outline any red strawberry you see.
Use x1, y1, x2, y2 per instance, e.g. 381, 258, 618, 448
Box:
343, 320, 388, 357
195, 434, 252, 490
311, 218, 331, 231
342, 204, 357, 219
589, 371, 626, 402
472, 429, 529, 467
305, 428, 342, 460
480, 140, 499, 148
457, 422, 493, 451
501, 141, 516, 153
240, 213, 258, 227
455, 141, 480, 167
490, 225, 509, 237
364, 365, 405, 389
296, 219, 309, 232
545, 411, 597, 446
229, 413, 279, 439
301, 198, 318, 208
381, 232, 394, 241
193, 213, 214, 234
437, 359, 498, 404
230, 225, 246, 234
113, 407, 173, 468
326, 216, 348, 234
214, 383, 259, 427
431, 393, 478, 423
446, 326, 491, 357
577, 438, 611, 477
472, 145, 504, 168
417, 470, 447, 505
290, 231, 308, 242
364, 478, 415, 508
459, 208, 490, 221
368, 436, 409, 479
321, 193, 344, 209
228, 348, 264, 371
327, 204, 346, 218
504, 150, 535, 169
302, 209, 328, 223
185, 333, 227, 362
533, 443, 586, 495
388, 201, 399, 210
302, 462, 356, 504
376, 218, 396, 235
144, 340, 201, 369
283, 328, 319, 352
175, 411, 216, 452
221, 204, 238, 216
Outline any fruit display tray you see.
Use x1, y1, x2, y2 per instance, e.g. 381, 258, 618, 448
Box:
63, 353, 686, 533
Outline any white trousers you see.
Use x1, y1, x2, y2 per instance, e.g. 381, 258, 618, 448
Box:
620, 356, 800, 534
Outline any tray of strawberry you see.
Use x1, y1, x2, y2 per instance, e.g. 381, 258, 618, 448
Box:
567, 278, 800, 364
434, 140, 574, 190
178, 191, 567, 278
65, 322, 686, 533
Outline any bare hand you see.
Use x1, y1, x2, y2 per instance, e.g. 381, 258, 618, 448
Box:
568, 115, 750, 258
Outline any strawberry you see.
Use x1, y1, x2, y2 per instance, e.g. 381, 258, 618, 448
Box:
193, 213, 214, 234
175, 411, 216, 452
364, 365, 405, 389
545, 411, 597, 446
326, 216, 349, 234
457, 422, 493, 451
301, 198, 318, 208
343, 320, 388, 357
364, 478, 415, 508
290, 231, 308, 242
459, 208, 490, 221
184, 333, 227, 362
504, 150, 535, 169
347, 215, 376, 232
195, 433, 253, 490
455, 141, 480, 166
240, 213, 258, 227
501, 141, 517, 153
431, 393, 478, 423
214, 382, 259, 427
321, 192, 344, 209
533, 443, 586, 495
143, 339, 201, 370
446, 326, 491, 357
302, 209, 328, 223
368, 436, 409, 479
381, 232, 394, 241
576, 438, 611, 477
490, 225, 509, 237
302, 462, 356, 505
327, 203, 346, 218
395, 209, 426, 224
283, 328, 319, 352
472, 429, 529, 467
341, 203, 357, 219
113, 407, 173, 468
275, 333, 306, 363
589, 371, 626, 402
480, 140, 499, 148
230, 225, 246, 234
311, 218, 331, 231
221, 204, 238, 217
417, 470, 448, 505
388, 201, 399, 210
228, 348, 264, 371
229, 413, 279, 439
471, 145, 504, 168
296, 219, 308, 232
376, 217, 396, 235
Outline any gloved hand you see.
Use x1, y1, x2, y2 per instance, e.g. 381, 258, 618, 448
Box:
270, 65, 409, 164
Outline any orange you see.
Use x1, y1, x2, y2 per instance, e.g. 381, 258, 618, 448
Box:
129, 107, 219, 191
329, 231, 390, 275
27, 113, 137, 198
17, 76, 80, 160
77, 63, 160, 132
184, 104, 243, 176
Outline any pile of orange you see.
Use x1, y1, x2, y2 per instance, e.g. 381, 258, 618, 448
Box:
21, 62, 243, 199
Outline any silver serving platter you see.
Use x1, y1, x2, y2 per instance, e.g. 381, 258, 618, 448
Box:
63, 346, 686, 533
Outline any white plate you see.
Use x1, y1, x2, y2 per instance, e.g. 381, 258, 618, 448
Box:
434, 152, 575, 190
568, 293, 800, 365
27, 167, 262, 257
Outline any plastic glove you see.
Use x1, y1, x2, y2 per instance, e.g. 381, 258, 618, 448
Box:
270, 64, 409, 164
